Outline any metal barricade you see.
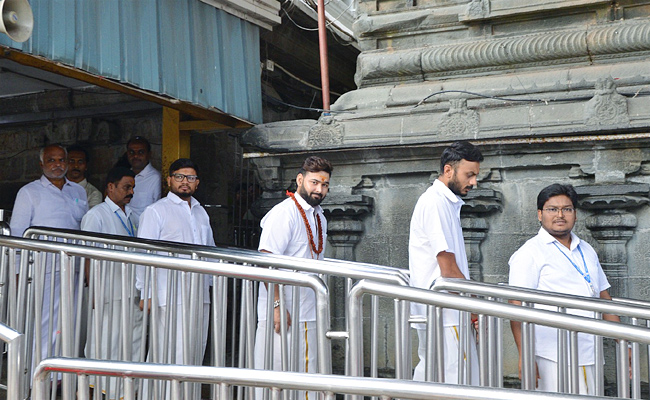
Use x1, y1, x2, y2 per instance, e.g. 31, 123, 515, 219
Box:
23, 227, 413, 380
431, 278, 650, 397
348, 279, 650, 400
0, 322, 23, 400
32, 357, 630, 400
0, 235, 330, 400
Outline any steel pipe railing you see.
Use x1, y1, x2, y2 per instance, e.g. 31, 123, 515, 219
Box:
0, 323, 23, 400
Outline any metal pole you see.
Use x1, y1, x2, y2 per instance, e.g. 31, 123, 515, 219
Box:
316, 0, 330, 112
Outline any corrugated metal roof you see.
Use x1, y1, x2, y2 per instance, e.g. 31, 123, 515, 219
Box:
0, 0, 262, 124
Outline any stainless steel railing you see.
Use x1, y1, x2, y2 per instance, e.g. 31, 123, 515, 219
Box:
32, 357, 628, 400
23, 227, 413, 379
0, 235, 331, 400
348, 279, 650, 400
431, 278, 650, 397
0, 322, 23, 400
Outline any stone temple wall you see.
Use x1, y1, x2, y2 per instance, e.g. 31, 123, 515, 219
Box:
242, 0, 650, 379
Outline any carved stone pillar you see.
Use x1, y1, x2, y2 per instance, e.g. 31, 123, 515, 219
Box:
460, 188, 502, 281
576, 183, 650, 298
321, 194, 373, 261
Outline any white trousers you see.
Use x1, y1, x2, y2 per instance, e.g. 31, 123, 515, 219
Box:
254, 320, 318, 400
413, 326, 479, 385
536, 356, 595, 395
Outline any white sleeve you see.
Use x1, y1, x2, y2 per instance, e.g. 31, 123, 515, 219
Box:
10, 187, 33, 237
508, 244, 540, 289
258, 207, 292, 254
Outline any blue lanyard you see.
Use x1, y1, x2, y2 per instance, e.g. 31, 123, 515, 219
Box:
114, 210, 135, 237
552, 242, 596, 293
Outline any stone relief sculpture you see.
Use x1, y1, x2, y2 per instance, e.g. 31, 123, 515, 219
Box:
584, 77, 629, 126
438, 99, 479, 137
466, 0, 490, 19
307, 116, 344, 148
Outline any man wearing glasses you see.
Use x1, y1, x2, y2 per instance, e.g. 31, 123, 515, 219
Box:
509, 183, 620, 394
136, 159, 214, 375
125, 136, 161, 221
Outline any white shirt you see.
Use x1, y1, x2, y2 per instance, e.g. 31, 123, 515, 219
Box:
78, 178, 103, 209
409, 179, 469, 326
129, 163, 161, 221
257, 192, 327, 322
81, 196, 137, 237
509, 227, 610, 365
10, 175, 88, 237
136, 192, 215, 306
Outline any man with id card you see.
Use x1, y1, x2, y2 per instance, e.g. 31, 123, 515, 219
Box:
508, 183, 619, 394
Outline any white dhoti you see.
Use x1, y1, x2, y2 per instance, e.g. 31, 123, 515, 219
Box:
254, 320, 318, 400
536, 356, 595, 395
413, 326, 479, 385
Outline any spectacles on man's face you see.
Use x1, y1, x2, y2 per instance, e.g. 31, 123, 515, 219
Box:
543, 207, 575, 214
171, 173, 198, 183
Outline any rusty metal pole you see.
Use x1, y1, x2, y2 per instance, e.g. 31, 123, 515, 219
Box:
316, 0, 331, 113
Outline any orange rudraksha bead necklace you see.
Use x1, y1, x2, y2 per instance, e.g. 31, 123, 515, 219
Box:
287, 190, 323, 256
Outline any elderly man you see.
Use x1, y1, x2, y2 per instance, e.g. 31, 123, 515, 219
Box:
81, 167, 143, 399
509, 183, 620, 394
10, 144, 88, 371
254, 156, 332, 400
409, 140, 483, 384
67, 145, 103, 209
125, 136, 161, 220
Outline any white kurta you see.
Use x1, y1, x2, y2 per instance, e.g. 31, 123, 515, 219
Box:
254, 192, 327, 400
128, 162, 161, 221
78, 178, 103, 209
509, 227, 610, 365
408, 179, 478, 384
10, 175, 88, 375
81, 197, 143, 399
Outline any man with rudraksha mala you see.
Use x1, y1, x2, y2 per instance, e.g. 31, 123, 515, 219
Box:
254, 156, 332, 400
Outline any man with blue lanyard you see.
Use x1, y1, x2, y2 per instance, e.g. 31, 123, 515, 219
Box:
81, 167, 143, 400
509, 183, 620, 394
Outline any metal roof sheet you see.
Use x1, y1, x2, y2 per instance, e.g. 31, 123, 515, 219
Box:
0, 0, 262, 124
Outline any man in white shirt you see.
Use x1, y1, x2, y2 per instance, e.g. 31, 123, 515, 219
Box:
66, 145, 103, 209
81, 167, 143, 399
409, 140, 483, 384
10, 144, 88, 372
136, 158, 214, 366
126, 136, 161, 221
254, 156, 332, 400
509, 183, 620, 394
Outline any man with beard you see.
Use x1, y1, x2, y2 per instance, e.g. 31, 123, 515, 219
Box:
136, 159, 213, 391
66, 145, 103, 209
80, 167, 143, 399
125, 136, 161, 221
10, 144, 88, 373
509, 184, 620, 394
408, 140, 483, 384
254, 156, 332, 400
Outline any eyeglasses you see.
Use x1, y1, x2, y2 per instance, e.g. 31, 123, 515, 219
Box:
171, 173, 198, 183
543, 207, 575, 214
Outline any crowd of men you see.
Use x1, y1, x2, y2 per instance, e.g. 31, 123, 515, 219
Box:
8, 138, 622, 398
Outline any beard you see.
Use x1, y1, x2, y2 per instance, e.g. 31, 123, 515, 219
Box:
171, 187, 193, 199
447, 175, 470, 197
298, 185, 324, 207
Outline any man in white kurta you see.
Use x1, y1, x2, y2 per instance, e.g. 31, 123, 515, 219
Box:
509, 183, 618, 394
81, 167, 143, 399
125, 137, 162, 221
10, 144, 88, 373
409, 141, 483, 384
254, 156, 332, 400
136, 159, 214, 367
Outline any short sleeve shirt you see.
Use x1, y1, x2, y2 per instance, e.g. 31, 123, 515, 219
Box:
409, 179, 469, 326
508, 227, 610, 364
129, 163, 162, 221
257, 193, 327, 322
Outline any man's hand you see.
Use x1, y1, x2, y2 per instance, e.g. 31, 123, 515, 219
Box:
273, 307, 292, 333
139, 299, 152, 312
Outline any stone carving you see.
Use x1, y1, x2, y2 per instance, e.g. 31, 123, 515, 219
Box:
465, 0, 490, 19
584, 78, 629, 126
307, 116, 344, 148
439, 99, 479, 137
356, 20, 650, 86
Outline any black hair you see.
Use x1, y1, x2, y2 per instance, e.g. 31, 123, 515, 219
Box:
298, 156, 333, 175
126, 136, 151, 152
67, 145, 89, 162
106, 167, 135, 185
169, 158, 199, 177
536, 183, 579, 210
439, 140, 484, 172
